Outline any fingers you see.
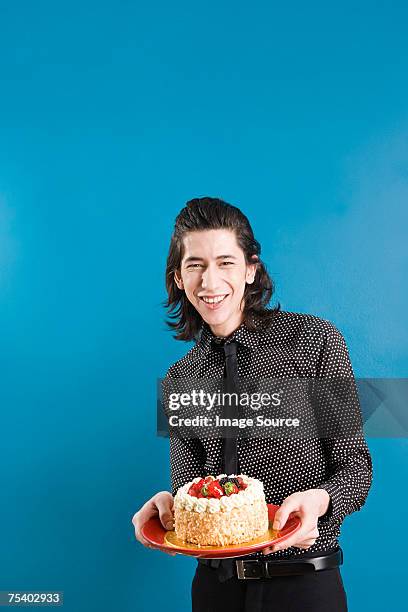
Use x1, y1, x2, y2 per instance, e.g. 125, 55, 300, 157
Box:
262, 525, 319, 555
132, 495, 161, 545
132, 511, 177, 555
154, 492, 175, 530
272, 495, 299, 530
264, 490, 323, 555
272, 525, 319, 551
132, 492, 174, 540
295, 539, 317, 549
274, 513, 318, 550
132, 509, 153, 547
131, 492, 177, 556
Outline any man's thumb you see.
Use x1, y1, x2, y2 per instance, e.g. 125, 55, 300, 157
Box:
159, 510, 174, 530
273, 497, 296, 531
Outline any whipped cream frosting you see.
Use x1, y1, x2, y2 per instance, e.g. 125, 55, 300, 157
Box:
173, 474, 266, 513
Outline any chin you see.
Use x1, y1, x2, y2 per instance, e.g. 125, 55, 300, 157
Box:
202, 310, 231, 326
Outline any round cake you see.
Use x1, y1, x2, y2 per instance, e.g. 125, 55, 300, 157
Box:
173, 474, 269, 546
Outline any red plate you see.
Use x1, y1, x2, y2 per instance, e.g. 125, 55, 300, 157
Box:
141, 504, 301, 559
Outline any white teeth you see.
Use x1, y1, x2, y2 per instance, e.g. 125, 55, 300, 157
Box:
201, 295, 227, 304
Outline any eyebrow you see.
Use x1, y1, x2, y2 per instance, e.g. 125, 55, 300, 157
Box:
184, 255, 237, 263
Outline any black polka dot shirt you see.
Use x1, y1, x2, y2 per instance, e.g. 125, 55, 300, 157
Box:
163, 310, 373, 560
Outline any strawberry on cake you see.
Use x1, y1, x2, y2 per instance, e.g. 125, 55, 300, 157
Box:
173, 474, 269, 546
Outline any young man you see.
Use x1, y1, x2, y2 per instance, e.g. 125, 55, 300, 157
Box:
133, 197, 372, 611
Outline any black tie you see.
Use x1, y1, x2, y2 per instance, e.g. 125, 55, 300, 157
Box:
223, 341, 239, 475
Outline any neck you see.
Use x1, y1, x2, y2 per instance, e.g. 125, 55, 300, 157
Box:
208, 311, 244, 338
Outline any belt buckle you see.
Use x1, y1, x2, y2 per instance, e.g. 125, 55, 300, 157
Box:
235, 559, 263, 580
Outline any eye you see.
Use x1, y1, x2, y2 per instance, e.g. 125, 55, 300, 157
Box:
220, 261, 234, 266
187, 264, 203, 269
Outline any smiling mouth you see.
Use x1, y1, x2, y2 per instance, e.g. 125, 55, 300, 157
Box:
199, 295, 229, 305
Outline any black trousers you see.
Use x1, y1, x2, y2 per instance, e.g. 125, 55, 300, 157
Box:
191, 561, 348, 612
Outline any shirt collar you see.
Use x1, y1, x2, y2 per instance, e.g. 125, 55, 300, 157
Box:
197, 315, 262, 354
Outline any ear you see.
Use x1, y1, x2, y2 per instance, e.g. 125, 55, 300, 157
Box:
246, 256, 258, 284
174, 270, 184, 290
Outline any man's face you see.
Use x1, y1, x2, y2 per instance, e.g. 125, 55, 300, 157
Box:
174, 229, 256, 335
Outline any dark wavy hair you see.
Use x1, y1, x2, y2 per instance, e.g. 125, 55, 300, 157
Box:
164, 197, 280, 341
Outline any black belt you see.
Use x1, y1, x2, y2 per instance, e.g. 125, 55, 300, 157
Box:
198, 548, 343, 580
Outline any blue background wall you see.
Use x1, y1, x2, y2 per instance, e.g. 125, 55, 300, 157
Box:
0, 1, 407, 610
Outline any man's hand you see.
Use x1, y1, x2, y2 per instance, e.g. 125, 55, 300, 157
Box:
262, 489, 330, 554
132, 491, 177, 556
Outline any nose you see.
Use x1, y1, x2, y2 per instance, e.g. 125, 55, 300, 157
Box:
201, 263, 222, 292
